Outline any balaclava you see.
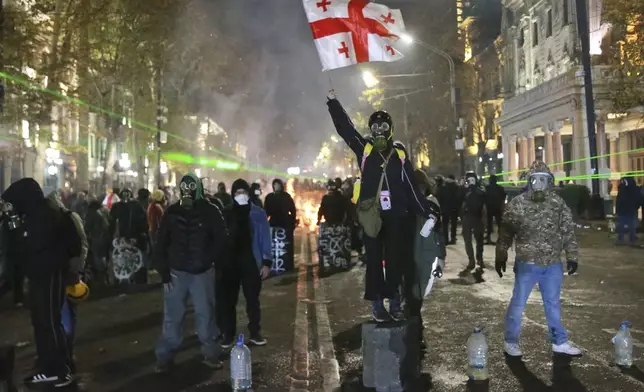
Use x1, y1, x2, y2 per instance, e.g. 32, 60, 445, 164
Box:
272, 179, 284, 192
465, 172, 478, 188
217, 182, 227, 194
179, 172, 203, 209
368, 110, 394, 153
526, 160, 553, 202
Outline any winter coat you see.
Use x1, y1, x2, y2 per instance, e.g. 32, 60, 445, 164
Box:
437, 179, 460, 214
485, 176, 507, 213
154, 173, 229, 280
84, 201, 110, 259
412, 195, 447, 300
1, 178, 76, 278
327, 98, 438, 218
249, 204, 273, 269
318, 190, 350, 225
616, 177, 642, 217
109, 200, 148, 243
265, 181, 297, 229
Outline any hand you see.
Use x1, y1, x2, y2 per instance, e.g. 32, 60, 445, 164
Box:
433, 258, 445, 278
495, 249, 508, 278
566, 260, 578, 275
163, 272, 177, 292
327, 89, 337, 100
260, 265, 271, 280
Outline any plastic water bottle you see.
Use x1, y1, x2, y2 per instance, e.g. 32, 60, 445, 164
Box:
467, 327, 489, 381
230, 334, 252, 390
612, 321, 633, 368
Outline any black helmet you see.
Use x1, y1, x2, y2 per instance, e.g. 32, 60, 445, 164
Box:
368, 110, 393, 129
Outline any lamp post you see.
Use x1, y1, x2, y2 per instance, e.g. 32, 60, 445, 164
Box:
400, 34, 463, 175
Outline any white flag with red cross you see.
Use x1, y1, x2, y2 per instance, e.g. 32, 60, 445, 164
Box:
302, 0, 406, 71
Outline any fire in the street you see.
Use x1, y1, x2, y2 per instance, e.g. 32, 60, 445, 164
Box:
286, 178, 323, 233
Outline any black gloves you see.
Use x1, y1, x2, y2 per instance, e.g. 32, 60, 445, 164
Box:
567, 260, 578, 275
495, 248, 508, 278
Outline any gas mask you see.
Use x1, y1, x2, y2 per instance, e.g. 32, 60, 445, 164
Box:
528, 173, 553, 202
180, 178, 198, 208
1, 202, 23, 230
465, 176, 477, 188
120, 189, 133, 202
368, 111, 393, 153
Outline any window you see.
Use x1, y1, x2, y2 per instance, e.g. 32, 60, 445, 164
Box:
518, 28, 525, 46
547, 9, 553, 37
532, 22, 539, 46
563, 0, 569, 25
88, 133, 96, 159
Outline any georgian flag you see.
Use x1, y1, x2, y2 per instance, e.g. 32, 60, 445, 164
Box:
302, 0, 407, 71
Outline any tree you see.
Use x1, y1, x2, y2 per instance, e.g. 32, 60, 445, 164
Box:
602, 0, 644, 111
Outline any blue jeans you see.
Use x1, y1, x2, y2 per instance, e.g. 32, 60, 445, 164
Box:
504, 262, 568, 345
155, 268, 220, 365
617, 215, 637, 243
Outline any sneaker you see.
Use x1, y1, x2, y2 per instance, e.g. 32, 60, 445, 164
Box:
24, 373, 72, 387
504, 341, 522, 357
249, 334, 267, 346
202, 358, 223, 369
220, 336, 234, 350
372, 301, 390, 322
552, 342, 582, 357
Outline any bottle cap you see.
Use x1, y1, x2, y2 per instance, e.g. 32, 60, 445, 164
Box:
473, 327, 482, 333
621, 320, 632, 329
236, 334, 245, 346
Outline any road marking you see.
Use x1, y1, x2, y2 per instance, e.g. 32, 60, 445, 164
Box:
290, 235, 310, 392
309, 232, 341, 392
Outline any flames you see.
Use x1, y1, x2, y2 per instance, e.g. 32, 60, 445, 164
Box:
287, 178, 324, 233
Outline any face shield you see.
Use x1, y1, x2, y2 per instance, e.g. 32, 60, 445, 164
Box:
528, 173, 552, 201
370, 122, 391, 152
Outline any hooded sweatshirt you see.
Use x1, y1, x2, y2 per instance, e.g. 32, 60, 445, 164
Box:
264, 179, 297, 229
153, 173, 229, 280
1, 178, 74, 277
616, 177, 642, 217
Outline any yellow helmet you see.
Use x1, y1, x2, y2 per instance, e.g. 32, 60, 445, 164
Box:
66, 281, 90, 302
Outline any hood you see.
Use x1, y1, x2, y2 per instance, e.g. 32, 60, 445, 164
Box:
231, 179, 250, 195
527, 160, 552, 177
2, 178, 45, 214
413, 169, 436, 196
181, 172, 204, 200
489, 175, 498, 185
272, 178, 285, 191
620, 176, 637, 188
137, 188, 150, 200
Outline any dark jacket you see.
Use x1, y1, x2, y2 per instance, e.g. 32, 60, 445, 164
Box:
437, 178, 460, 214
327, 98, 438, 218
1, 178, 74, 278
154, 173, 229, 280
318, 190, 349, 225
485, 176, 507, 213
85, 200, 111, 260
460, 186, 487, 219
616, 177, 642, 216
215, 192, 233, 209
226, 203, 272, 269
264, 179, 297, 229
109, 199, 148, 242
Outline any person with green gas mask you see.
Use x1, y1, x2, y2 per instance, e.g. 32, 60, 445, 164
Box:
326, 90, 440, 322
153, 172, 229, 372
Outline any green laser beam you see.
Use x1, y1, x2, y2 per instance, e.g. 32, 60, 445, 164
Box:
496, 170, 644, 185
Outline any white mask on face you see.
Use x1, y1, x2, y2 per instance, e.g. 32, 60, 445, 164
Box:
234, 194, 249, 205
254, 189, 261, 196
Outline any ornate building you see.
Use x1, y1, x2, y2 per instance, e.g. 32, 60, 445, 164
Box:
497, 0, 643, 195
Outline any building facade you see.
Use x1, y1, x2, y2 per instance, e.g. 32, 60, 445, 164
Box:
497, 0, 642, 195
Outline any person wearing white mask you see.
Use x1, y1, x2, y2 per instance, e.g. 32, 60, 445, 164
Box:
220, 179, 272, 348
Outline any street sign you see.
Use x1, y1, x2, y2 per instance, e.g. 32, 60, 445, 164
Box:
455, 138, 464, 151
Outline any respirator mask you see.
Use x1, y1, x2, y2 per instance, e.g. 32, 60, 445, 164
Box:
528, 173, 553, 202
465, 176, 477, 188
370, 122, 391, 152
1, 202, 23, 230
180, 179, 197, 208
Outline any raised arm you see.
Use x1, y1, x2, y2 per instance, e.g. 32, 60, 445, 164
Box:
326, 95, 366, 157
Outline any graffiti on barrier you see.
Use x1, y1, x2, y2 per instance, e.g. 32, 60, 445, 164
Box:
319, 224, 351, 269
111, 238, 143, 281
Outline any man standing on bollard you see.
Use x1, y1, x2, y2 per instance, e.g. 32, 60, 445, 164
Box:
496, 161, 582, 357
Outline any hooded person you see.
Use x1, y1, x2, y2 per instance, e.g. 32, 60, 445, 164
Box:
317, 179, 349, 226
137, 188, 151, 209
263, 178, 297, 273
438, 174, 460, 244
214, 182, 233, 209
326, 91, 440, 322
495, 161, 581, 358
459, 171, 487, 272
219, 179, 272, 348
1, 178, 80, 387
109, 187, 149, 283
153, 172, 229, 372
615, 176, 641, 244
485, 174, 506, 244
84, 199, 111, 283
249, 182, 264, 208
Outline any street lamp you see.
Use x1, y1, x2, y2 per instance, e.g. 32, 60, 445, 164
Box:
400, 34, 461, 174
362, 70, 380, 88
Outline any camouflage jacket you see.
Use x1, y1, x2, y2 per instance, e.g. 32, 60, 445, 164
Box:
497, 191, 578, 265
